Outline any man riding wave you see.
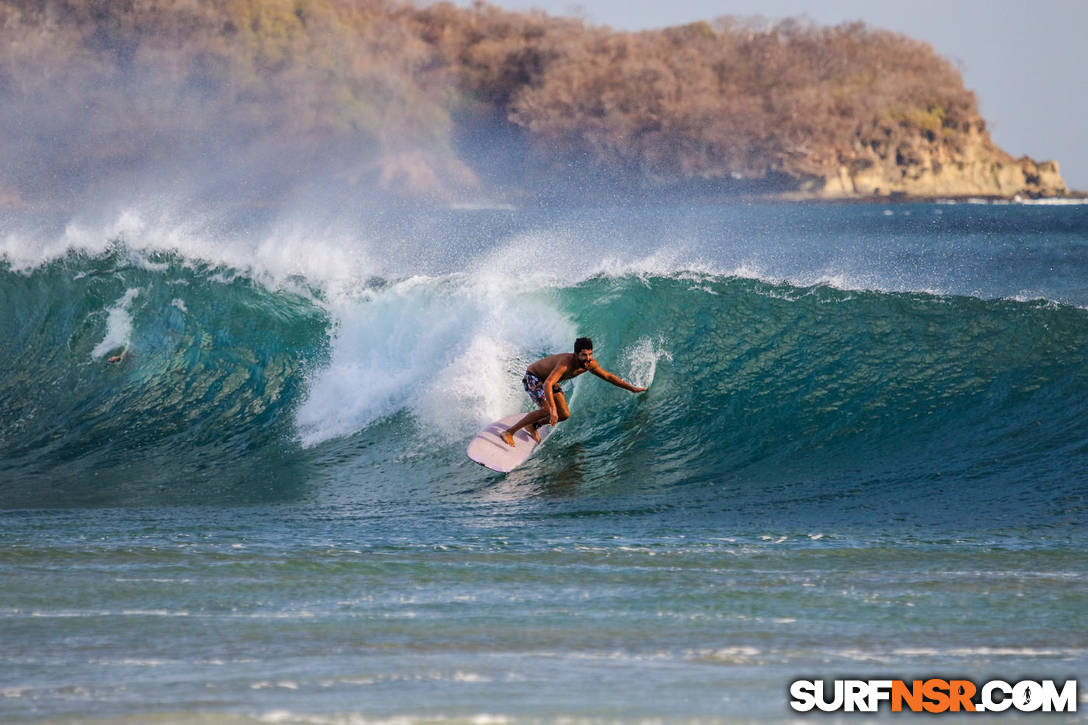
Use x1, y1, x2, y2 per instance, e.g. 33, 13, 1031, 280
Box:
500, 337, 646, 447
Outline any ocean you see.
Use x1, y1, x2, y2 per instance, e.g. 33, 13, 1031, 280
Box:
1, 201, 1086, 722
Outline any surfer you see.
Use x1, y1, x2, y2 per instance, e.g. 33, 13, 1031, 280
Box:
500, 337, 646, 447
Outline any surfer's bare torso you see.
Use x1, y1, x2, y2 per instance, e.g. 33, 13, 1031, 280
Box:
526, 352, 594, 384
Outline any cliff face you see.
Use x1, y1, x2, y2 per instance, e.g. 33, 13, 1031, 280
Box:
815, 120, 1067, 199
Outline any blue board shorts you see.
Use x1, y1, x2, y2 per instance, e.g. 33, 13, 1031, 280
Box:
523, 372, 564, 408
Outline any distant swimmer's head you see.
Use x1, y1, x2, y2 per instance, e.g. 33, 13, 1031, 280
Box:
574, 337, 594, 367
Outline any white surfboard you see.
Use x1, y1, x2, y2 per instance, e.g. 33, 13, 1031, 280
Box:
466, 413, 554, 473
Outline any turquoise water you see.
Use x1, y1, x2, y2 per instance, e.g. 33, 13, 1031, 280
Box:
1, 202, 1086, 722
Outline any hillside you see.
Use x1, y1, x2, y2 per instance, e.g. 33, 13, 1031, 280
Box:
0, 0, 1068, 209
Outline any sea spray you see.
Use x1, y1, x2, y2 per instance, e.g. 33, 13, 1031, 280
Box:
622, 336, 673, 389
91, 287, 140, 359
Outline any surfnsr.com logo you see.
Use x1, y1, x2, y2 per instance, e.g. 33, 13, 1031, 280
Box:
789, 679, 1078, 713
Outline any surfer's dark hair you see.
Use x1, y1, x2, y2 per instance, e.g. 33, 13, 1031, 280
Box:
574, 337, 593, 353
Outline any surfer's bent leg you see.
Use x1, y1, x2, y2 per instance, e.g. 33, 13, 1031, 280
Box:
553, 390, 570, 422
501, 373, 551, 446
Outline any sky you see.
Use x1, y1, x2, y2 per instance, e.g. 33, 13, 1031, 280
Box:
488, 0, 1088, 191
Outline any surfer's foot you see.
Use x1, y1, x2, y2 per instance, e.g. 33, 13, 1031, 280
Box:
527, 425, 541, 444
500, 430, 516, 447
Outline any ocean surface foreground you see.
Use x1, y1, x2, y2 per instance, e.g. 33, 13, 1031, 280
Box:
1, 202, 1086, 722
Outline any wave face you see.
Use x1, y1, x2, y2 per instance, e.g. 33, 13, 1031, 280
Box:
0, 248, 330, 504
1, 203, 1087, 526
557, 274, 1088, 526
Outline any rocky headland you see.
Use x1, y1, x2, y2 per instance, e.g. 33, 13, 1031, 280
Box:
0, 0, 1072, 209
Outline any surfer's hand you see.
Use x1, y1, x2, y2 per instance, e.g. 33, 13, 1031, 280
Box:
548, 410, 558, 426
632, 386, 647, 393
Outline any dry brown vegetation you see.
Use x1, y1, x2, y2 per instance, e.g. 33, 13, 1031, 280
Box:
0, 0, 996, 206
